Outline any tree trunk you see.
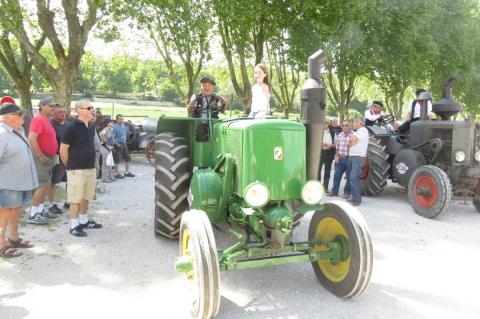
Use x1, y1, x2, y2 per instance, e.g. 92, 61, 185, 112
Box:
16, 81, 33, 116
51, 76, 74, 110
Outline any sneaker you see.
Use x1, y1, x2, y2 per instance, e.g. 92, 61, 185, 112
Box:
70, 225, 87, 237
27, 213, 48, 225
40, 209, 58, 219
115, 174, 124, 179
48, 204, 64, 215
80, 219, 103, 229
124, 172, 135, 177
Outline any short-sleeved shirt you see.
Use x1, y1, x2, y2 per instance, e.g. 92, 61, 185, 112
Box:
113, 123, 127, 144
29, 115, 58, 156
62, 119, 96, 170
322, 129, 333, 150
350, 126, 369, 157
0, 123, 38, 191
335, 132, 352, 157
50, 119, 67, 154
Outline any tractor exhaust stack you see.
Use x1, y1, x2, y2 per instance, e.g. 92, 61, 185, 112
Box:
301, 50, 327, 181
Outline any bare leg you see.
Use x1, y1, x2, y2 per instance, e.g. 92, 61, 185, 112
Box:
46, 184, 55, 203
0, 208, 9, 249
70, 203, 80, 219
32, 186, 48, 206
7, 207, 21, 241
79, 199, 89, 215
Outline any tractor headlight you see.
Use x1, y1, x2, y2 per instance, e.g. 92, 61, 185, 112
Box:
455, 151, 466, 162
301, 180, 325, 205
244, 182, 269, 208
475, 151, 480, 162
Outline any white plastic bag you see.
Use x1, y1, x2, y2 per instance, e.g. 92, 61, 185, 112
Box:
106, 151, 115, 167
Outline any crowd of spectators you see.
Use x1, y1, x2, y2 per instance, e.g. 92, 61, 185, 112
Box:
0, 96, 136, 257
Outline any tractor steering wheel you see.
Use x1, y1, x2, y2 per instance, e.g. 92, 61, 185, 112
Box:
375, 114, 395, 126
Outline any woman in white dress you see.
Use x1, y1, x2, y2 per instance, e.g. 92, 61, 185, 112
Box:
248, 64, 271, 119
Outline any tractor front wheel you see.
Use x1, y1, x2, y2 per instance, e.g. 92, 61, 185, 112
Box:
407, 165, 452, 218
179, 210, 220, 319
309, 200, 373, 298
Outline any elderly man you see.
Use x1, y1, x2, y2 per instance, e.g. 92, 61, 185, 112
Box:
60, 99, 102, 237
28, 98, 59, 224
187, 76, 227, 141
0, 102, 38, 257
347, 118, 369, 206
46, 104, 67, 215
328, 120, 353, 199
364, 101, 385, 126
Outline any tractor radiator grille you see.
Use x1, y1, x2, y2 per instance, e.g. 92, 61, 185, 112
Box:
227, 130, 243, 191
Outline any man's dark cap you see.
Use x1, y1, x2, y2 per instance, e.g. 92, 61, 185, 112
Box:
372, 100, 384, 108
38, 97, 59, 108
200, 77, 216, 86
0, 103, 21, 115
415, 88, 426, 96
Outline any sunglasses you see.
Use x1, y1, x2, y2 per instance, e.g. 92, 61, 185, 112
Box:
81, 106, 94, 111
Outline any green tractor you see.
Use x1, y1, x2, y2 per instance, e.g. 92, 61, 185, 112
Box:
154, 50, 373, 319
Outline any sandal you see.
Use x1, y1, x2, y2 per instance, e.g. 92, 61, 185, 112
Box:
0, 245, 22, 258
8, 238, 34, 249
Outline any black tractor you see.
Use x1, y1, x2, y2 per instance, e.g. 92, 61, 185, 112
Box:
361, 78, 480, 218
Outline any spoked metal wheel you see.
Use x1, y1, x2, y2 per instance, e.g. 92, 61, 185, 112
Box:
179, 210, 220, 319
407, 165, 451, 218
309, 200, 373, 298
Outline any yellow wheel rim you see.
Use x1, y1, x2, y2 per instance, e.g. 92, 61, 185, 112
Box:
181, 228, 195, 281
315, 216, 350, 282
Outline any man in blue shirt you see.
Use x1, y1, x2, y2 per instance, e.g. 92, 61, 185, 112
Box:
112, 114, 134, 179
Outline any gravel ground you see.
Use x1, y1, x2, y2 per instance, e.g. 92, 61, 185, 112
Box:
1, 154, 480, 319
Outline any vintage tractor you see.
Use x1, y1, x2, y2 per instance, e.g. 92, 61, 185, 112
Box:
362, 78, 480, 218
153, 50, 373, 319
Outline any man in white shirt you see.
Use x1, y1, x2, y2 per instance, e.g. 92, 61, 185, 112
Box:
318, 121, 334, 191
398, 89, 432, 133
347, 118, 369, 206
364, 101, 385, 126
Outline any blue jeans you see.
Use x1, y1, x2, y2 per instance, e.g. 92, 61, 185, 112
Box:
0, 190, 32, 208
348, 156, 366, 204
331, 157, 351, 195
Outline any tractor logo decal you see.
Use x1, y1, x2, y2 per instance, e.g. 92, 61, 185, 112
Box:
396, 162, 409, 175
274, 147, 283, 160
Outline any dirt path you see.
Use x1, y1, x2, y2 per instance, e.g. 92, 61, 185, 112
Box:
1, 154, 480, 319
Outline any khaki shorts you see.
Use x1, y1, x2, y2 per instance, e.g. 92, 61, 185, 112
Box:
67, 169, 96, 203
34, 156, 54, 187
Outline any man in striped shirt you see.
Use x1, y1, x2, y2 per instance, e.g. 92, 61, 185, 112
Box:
328, 120, 353, 198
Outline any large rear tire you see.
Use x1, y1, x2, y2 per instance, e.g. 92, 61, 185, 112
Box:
309, 200, 373, 298
407, 165, 451, 218
154, 132, 191, 239
361, 135, 390, 196
180, 210, 221, 319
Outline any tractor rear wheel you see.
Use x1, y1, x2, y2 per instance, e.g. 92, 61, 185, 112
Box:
361, 135, 390, 196
309, 200, 373, 298
154, 132, 191, 239
180, 210, 220, 319
407, 165, 452, 218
